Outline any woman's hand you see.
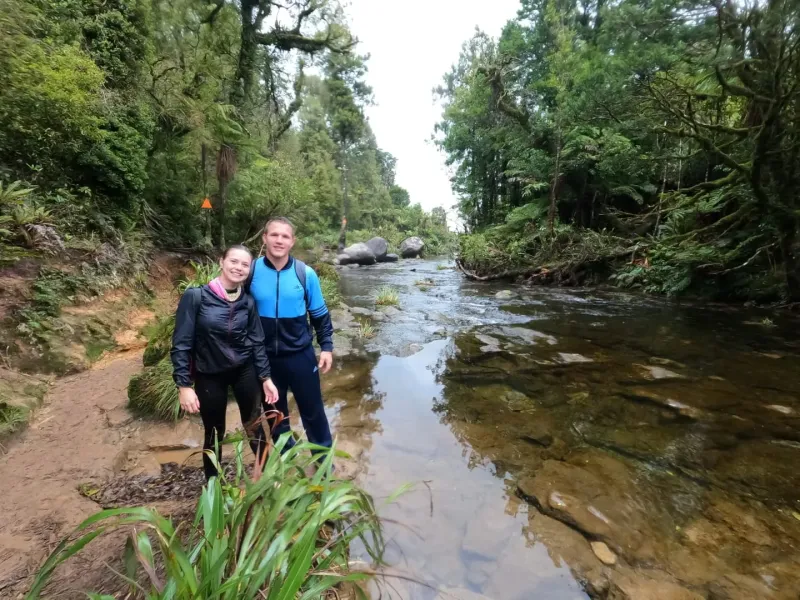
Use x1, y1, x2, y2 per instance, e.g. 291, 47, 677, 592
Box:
263, 378, 279, 404
178, 386, 200, 414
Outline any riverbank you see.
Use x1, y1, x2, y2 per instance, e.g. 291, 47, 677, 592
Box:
456, 225, 800, 308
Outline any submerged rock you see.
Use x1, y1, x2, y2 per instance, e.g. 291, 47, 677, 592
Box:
637, 364, 685, 380
557, 352, 593, 364
379, 253, 399, 263
608, 571, 704, 600
591, 541, 617, 565
496, 326, 557, 346
495, 290, 514, 299
435, 588, 493, 600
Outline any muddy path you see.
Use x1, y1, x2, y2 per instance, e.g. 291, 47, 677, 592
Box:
0, 353, 144, 598
0, 349, 369, 599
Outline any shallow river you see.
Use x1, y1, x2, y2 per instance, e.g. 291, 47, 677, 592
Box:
328, 258, 800, 600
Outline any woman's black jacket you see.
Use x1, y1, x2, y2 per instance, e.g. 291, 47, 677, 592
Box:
170, 285, 270, 388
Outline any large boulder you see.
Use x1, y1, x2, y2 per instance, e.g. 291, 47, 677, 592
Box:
399, 236, 424, 258
338, 243, 376, 266
365, 237, 388, 261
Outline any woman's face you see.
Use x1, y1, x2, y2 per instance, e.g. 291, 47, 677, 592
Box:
220, 249, 252, 285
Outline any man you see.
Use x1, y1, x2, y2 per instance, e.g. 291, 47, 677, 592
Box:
247, 216, 334, 454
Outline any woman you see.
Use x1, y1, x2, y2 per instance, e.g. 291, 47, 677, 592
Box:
170, 244, 279, 479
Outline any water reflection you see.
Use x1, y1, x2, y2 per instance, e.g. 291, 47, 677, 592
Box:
357, 341, 588, 599
334, 259, 800, 599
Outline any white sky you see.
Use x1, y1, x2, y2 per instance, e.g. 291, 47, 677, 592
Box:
345, 0, 520, 227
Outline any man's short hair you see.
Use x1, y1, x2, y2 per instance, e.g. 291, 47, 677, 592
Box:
265, 216, 295, 235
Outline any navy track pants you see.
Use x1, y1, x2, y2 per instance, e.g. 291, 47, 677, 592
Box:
269, 345, 332, 450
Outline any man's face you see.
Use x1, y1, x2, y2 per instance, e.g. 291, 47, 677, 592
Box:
263, 222, 295, 260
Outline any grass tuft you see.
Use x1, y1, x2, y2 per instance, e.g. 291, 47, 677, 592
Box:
357, 320, 376, 339
373, 285, 399, 307
0, 402, 28, 437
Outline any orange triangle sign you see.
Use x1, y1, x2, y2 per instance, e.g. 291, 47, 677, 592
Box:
201, 197, 212, 209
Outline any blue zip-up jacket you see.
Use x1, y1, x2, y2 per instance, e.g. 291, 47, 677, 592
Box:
249, 256, 334, 355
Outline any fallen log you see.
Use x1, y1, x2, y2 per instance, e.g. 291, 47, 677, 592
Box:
455, 259, 545, 281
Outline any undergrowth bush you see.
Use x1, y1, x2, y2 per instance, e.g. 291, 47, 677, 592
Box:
142, 313, 174, 366
127, 356, 180, 421
320, 276, 342, 308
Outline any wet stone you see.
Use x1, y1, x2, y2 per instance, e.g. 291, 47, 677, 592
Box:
591, 541, 617, 565
637, 364, 685, 380
378, 306, 401, 317
520, 422, 553, 447
496, 325, 557, 346
460, 506, 517, 562
495, 290, 514, 299
557, 352, 593, 364
608, 570, 704, 600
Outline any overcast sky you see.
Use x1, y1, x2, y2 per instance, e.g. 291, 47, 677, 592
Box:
345, 0, 520, 227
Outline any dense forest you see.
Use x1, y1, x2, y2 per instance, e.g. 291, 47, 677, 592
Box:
438, 0, 800, 302
0, 0, 451, 260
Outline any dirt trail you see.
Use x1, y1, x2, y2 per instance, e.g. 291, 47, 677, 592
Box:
0, 348, 369, 599
0, 353, 143, 598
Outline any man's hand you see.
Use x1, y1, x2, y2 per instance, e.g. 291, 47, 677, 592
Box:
318, 351, 333, 374
263, 378, 279, 404
178, 387, 200, 414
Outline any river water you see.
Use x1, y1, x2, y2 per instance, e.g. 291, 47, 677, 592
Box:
329, 258, 800, 599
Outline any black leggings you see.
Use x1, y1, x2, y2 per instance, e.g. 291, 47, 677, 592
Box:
194, 360, 267, 479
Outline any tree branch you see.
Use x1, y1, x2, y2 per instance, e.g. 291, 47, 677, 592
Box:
273, 61, 306, 141
202, 0, 225, 24
256, 26, 354, 54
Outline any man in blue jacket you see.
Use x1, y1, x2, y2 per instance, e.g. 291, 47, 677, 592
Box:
247, 217, 334, 454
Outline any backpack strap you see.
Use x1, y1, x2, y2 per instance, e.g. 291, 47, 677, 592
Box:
186, 286, 202, 382
293, 258, 309, 310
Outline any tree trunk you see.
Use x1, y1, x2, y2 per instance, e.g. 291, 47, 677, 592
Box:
548, 134, 562, 234
216, 144, 237, 250
232, 0, 259, 110
779, 217, 800, 301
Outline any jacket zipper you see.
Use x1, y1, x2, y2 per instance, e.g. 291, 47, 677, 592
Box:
274, 269, 280, 354
227, 299, 234, 345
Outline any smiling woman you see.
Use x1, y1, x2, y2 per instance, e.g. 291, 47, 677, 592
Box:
170, 244, 279, 481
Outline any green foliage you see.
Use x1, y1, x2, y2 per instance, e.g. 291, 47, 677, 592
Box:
27, 438, 388, 600
0, 402, 29, 437
374, 286, 399, 307
178, 260, 220, 293
319, 276, 342, 309
0, 0, 446, 272
127, 356, 180, 421
311, 262, 339, 282
142, 313, 174, 366
439, 0, 800, 301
